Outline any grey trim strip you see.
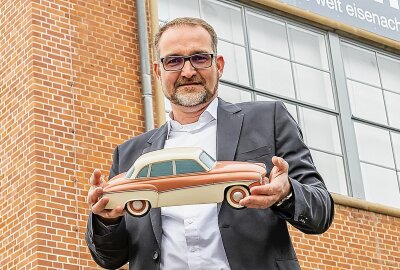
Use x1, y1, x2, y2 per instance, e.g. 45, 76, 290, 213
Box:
328, 32, 365, 199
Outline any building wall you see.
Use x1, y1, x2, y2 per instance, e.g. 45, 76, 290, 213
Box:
290, 206, 400, 269
1, 0, 146, 269
0, 1, 399, 270
1, 0, 37, 269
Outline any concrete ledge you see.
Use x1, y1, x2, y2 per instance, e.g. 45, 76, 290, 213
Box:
332, 193, 400, 218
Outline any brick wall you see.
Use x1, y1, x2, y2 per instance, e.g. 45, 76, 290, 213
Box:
290, 205, 400, 270
1, 0, 37, 269
1, 0, 399, 270
1, 0, 145, 269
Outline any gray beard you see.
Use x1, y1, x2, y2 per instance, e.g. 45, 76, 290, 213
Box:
173, 87, 209, 107
169, 81, 218, 107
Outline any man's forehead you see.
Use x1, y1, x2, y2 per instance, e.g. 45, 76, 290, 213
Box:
158, 25, 213, 56
159, 24, 212, 45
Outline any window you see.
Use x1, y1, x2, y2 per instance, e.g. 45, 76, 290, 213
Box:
149, 161, 173, 177
158, 0, 400, 208
199, 151, 216, 169
341, 41, 400, 207
175, 160, 206, 174
137, 166, 149, 178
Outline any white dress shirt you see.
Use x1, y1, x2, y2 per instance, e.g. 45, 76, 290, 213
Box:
161, 98, 231, 270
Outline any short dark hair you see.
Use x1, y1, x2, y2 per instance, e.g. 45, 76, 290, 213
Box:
154, 17, 218, 59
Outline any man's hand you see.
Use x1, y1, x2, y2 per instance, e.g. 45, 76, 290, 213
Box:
239, 156, 292, 208
88, 169, 125, 225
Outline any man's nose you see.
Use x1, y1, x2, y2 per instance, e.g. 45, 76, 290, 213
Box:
180, 59, 197, 78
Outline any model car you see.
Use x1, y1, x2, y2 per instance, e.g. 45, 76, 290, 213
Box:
102, 147, 267, 217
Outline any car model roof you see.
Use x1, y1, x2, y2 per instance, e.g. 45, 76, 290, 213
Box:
133, 147, 206, 169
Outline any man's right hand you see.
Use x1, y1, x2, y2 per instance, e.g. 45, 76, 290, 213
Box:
88, 169, 125, 225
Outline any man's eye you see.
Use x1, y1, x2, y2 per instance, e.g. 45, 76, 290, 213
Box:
191, 54, 209, 62
165, 57, 182, 66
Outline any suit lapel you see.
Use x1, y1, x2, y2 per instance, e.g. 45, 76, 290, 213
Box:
143, 123, 169, 248
216, 98, 244, 212
142, 123, 168, 155
216, 98, 244, 161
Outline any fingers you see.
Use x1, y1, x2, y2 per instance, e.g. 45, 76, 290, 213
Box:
239, 194, 275, 209
91, 196, 125, 220
91, 195, 109, 215
271, 156, 289, 173
88, 186, 103, 205
239, 183, 280, 208
240, 156, 290, 209
89, 169, 104, 187
87, 169, 124, 222
88, 169, 106, 208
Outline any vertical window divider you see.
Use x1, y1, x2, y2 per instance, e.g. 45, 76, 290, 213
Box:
241, 7, 256, 100
376, 53, 400, 195
285, 24, 299, 102
328, 32, 365, 199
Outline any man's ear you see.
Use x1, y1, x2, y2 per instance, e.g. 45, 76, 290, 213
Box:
153, 61, 161, 80
216, 55, 225, 78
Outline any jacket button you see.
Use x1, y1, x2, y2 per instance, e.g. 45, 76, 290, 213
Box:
298, 215, 307, 224
152, 251, 159, 260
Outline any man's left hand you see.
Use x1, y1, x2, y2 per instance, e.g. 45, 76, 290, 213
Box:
239, 156, 292, 209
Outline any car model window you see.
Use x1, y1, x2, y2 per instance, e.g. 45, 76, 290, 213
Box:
199, 151, 216, 169
137, 166, 149, 178
149, 161, 173, 177
175, 159, 206, 174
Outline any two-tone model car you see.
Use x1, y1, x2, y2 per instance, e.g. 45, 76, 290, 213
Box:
102, 147, 267, 217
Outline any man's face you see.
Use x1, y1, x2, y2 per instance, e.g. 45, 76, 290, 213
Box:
154, 25, 224, 107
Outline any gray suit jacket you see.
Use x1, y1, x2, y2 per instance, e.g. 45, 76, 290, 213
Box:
86, 98, 334, 270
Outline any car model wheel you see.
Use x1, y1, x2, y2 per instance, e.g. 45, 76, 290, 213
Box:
126, 200, 151, 217
226, 186, 249, 209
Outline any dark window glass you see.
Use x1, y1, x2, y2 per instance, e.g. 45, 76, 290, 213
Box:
137, 166, 149, 178
150, 161, 173, 177
175, 160, 205, 174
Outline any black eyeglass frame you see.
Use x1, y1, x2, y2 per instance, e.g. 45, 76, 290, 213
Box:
160, 53, 215, 71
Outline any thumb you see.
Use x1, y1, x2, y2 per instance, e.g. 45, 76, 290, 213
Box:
271, 156, 289, 173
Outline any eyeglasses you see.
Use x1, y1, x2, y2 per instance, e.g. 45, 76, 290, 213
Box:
160, 53, 214, 71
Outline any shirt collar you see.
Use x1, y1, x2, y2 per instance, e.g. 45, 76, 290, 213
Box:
167, 97, 219, 134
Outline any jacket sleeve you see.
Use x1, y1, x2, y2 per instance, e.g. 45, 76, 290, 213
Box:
272, 101, 334, 234
85, 146, 129, 269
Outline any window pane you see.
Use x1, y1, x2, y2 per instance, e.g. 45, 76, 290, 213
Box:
199, 151, 216, 169
347, 80, 387, 125
137, 166, 149, 178
150, 161, 173, 177
175, 160, 205, 174
256, 94, 298, 122
218, 41, 249, 86
252, 51, 294, 98
293, 64, 335, 109
218, 84, 252, 103
384, 91, 400, 129
354, 123, 395, 168
201, 0, 244, 44
299, 108, 342, 154
378, 54, 400, 94
247, 12, 289, 58
361, 163, 400, 208
341, 43, 380, 87
392, 132, 400, 170
158, 0, 200, 21
288, 26, 329, 70
310, 150, 347, 195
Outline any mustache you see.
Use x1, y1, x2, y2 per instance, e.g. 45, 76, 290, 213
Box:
174, 76, 205, 88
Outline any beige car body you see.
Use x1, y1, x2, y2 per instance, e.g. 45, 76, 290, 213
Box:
103, 147, 267, 216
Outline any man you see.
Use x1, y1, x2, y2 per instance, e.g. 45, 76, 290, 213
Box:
86, 17, 334, 270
